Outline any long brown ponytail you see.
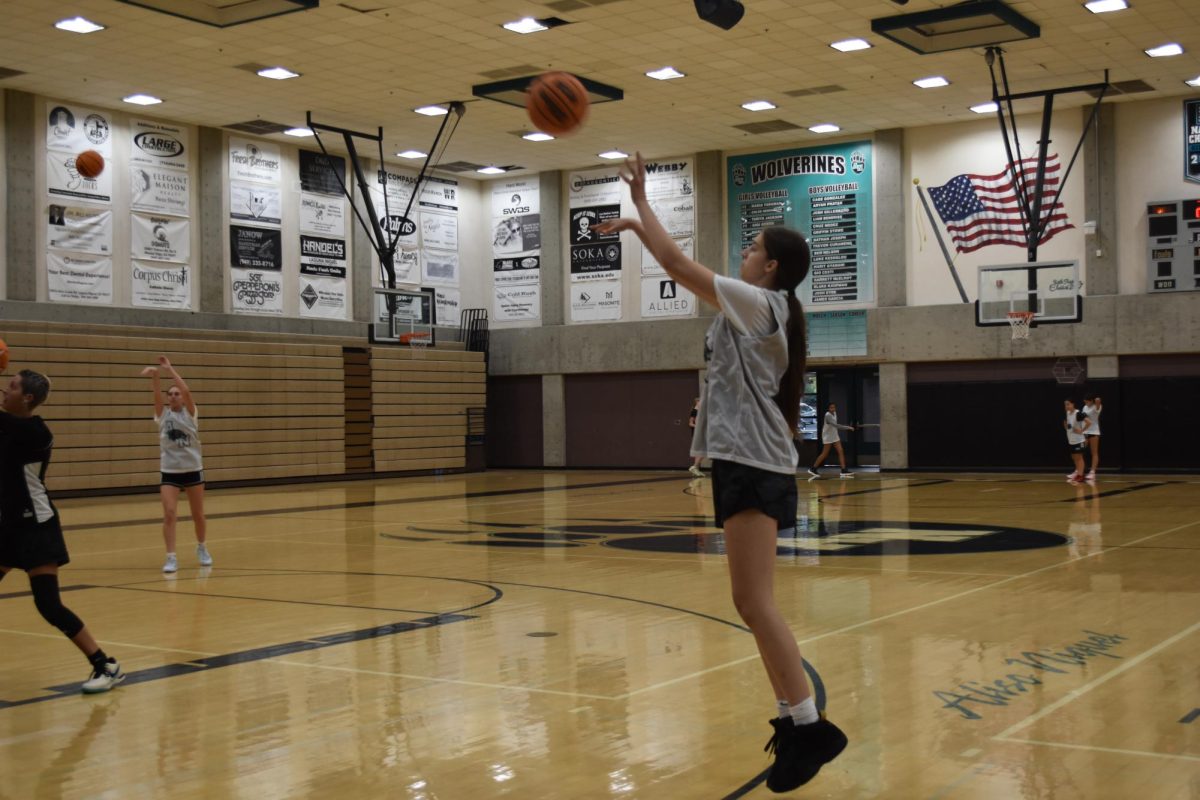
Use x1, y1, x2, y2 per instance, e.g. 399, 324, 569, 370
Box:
761, 226, 810, 431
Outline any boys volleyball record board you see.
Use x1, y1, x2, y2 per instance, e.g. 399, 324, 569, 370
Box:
727, 142, 874, 306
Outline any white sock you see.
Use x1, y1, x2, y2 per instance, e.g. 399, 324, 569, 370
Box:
789, 697, 819, 726
166, 552, 176, 557
776, 699, 790, 719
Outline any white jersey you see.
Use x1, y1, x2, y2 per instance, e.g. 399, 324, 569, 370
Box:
156, 406, 203, 472
1083, 404, 1101, 436
1066, 410, 1088, 445
822, 411, 851, 445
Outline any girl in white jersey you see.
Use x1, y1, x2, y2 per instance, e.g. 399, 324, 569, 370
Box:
142, 355, 211, 573
807, 403, 854, 479
593, 153, 846, 794
1082, 393, 1102, 480
1064, 399, 1092, 482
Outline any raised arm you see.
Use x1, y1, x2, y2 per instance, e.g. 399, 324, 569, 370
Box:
141, 365, 163, 417
592, 153, 718, 307
158, 355, 196, 416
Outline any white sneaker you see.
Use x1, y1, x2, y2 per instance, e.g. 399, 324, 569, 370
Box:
197, 544, 213, 567
688, 465, 704, 478
1085, 472, 1096, 481
81, 660, 125, 694
162, 553, 177, 573
806, 467, 820, 478
839, 471, 854, 479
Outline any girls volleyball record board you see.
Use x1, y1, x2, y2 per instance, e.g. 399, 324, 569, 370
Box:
727, 142, 873, 306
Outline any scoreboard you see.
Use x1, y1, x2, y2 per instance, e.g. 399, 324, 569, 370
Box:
1146, 199, 1200, 293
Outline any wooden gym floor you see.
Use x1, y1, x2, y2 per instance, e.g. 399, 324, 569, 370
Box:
1, 470, 1197, 799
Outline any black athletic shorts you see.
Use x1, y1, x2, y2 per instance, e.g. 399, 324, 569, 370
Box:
0, 516, 70, 571
161, 470, 204, 488
1069, 441, 1088, 454
710, 459, 798, 531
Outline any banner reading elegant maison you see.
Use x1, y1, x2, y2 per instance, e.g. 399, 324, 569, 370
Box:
727, 142, 874, 306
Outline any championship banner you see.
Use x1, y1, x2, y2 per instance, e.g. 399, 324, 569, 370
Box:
299, 263, 348, 319
641, 277, 696, 318
228, 137, 281, 184
231, 268, 283, 315
131, 261, 190, 310
230, 225, 282, 270
132, 213, 190, 263
421, 211, 458, 250
47, 205, 112, 255
47, 150, 112, 204
1186, 99, 1200, 184
493, 284, 540, 321
422, 247, 459, 286
46, 102, 112, 156
131, 119, 188, 170
299, 150, 346, 196
300, 235, 346, 269
570, 280, 621, 321
132, 165, 190, 216
47, 251, 112, 305
435, 287, 461, 324
300, 192, 345, 237
230, 182, 281, 226
727, 142, 874, 305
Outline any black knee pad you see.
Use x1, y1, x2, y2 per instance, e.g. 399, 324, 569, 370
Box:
30, 574, 84, 639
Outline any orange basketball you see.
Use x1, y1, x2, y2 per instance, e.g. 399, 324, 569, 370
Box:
526, 72, 589, 137
0, 338, 8, 373
75, 149, 105, 179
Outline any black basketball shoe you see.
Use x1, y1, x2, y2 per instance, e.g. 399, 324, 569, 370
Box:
763, 714, 848, 793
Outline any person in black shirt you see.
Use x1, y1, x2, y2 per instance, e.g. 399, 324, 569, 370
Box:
0, 368, 124, 693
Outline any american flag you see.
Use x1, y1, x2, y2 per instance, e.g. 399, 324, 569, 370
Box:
928, 155, 1073, 254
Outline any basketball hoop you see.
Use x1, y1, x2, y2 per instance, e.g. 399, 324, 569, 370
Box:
1006, 311, 1035, 341
400, 330, 431, 358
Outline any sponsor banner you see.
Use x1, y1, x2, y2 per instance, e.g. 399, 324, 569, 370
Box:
132, 213, 190, 263
570, 280, 621, 322
300, 235, 346, 268
228, 137, 282, 184
641, 236, 694, 276
569, 205, 619, 246
230, 181, 281, 226
130, 119, 188, 170
46, 103, 112, 156
648, 195, 695, 238
570, 242, 622, 282
492, 213, 540, 255
231, 268, 284, 315
422, 247, 459, 286
131, 261, 190, 310
641, 277, 696, 318
299, 262, 347, 279
131, 165, 190, 216
493, 284, 540, 321
435, 287, 461, 324
420, 175, 459, 212
421, 211, 458, 250
47, 205, 112, 255
369, 186, 419, 248
644, 158, 694, 201
230, 225, 282, 270
493, 255, 540, 286
298, 269, 348, 320
299, 150, 346, 196
394, 247, 419, 283
568, 167, 621, 206
47, 150, 112, 203
299, 192, 345, 237
375, 167, 417, 208
46, 251, 112, 305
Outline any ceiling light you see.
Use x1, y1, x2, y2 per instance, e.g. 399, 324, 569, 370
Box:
1145, 43, 1183, 58
830, 38, 871, 52
1084, 0, 1128, 13
257, 66, 300, 80
477, 166, 507, 175
808, 124, 840, 134
646, 66, 686, 80
55, 16, 105, 33
284, 127, 313, 137
522, 132, 555, 142
414, 105, 448, 116
598, 150, 628, 160
970, 101, 999, 113
913, 76, 950, 88
741, 100, 777, 112
1187, 76, 1200, 87
396, 150, 427, 159
502, 17, 548, 34
122, 94, 162, 106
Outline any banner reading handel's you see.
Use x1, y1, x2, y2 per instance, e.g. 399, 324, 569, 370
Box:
727, 142, 874, 306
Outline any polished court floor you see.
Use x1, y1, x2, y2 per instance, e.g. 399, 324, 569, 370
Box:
1, 470, 1197, 799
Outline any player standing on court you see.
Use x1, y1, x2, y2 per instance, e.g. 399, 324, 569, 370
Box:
593, 153, 847, 794
142, 355, 211, 573
1082, 393, 1102, 480
807, 402, 854, 479
1064, 398, 1092, 483
0, 367, 124, 693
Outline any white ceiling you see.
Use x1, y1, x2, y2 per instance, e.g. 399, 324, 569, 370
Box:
3, 0, 1198, 177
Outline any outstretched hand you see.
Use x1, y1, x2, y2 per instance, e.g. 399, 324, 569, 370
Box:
140, 366, 158, 378
590, 218, 642, 236
157, 355, 172, 370
617, 152, 647, 203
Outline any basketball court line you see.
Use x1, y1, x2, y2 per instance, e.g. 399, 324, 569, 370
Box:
996, 737, 1200, 763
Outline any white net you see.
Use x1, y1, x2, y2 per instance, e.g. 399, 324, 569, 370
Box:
1007, 312, 1034, 341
